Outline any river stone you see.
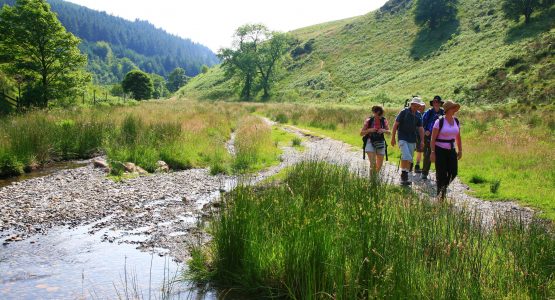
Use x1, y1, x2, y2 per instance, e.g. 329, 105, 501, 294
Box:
136, 167, 148, 176
155, 161, 169, 173
124, 162, 137, 173
92, 158, 109, 169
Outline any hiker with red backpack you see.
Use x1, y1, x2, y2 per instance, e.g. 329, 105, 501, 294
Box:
430, 100, 463, 200
421, 96, 445, 180
361, 105, 390, 174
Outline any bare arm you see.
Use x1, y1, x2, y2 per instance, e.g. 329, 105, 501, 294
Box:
430, 127, 439, 162
456, 132, 463, 160
418, 126, 425, 144
360, 120, 377, 136
390, 121, 399, 146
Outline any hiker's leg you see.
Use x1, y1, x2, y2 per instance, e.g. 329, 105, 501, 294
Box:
375, 154, 384, 171
447, 149, 458, 185
422, 137, 431, 176
399, 140, 415, 183
367, 152, 376, 174
435, 147, 448, 197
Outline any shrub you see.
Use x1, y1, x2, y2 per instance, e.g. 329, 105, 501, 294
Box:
470, 174, 487, 184
490, 179, 501, 194
291, 137, 302, 147
273, 112, 289, 124
0, 151, 24, 178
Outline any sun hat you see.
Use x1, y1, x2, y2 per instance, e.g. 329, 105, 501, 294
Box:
410, 96, 425, 107
430, 95, 444, 106
442, 100, 461, 113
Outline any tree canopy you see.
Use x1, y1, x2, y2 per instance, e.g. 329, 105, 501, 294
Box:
122, 70, 153, 100
167, 68, 189, 93
502, 0, 544, 24
219, 24, 291, 100
414, 0, 458, 30
0, 0, 89, 107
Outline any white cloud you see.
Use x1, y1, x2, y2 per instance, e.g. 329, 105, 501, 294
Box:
65, 0, 388, 51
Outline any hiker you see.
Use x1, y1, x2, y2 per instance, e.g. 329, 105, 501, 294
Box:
361, 105, 390, 173
430, 100, 462, 200
414, 101, 426, 174
421, 96, 445, 180
391, 97, 425, 185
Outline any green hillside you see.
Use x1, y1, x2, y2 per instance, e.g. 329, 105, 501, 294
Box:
180, 0, 554, 104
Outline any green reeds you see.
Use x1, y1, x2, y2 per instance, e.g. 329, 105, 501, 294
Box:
190, 162, 555, 299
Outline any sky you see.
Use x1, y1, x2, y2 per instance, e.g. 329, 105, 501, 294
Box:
65, 0, 388, 52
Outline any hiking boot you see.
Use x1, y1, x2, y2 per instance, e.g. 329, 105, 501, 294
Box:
401, 171, 410, 185
409, 163, 413, 173
421, 174, 428, 181
415, 164, 421, 174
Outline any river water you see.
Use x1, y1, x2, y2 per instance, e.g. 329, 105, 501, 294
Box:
0, 218, 216, 299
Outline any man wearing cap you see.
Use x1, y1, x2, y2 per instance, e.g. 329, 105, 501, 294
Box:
391, 97, 425, 185
421, 96, 445, 180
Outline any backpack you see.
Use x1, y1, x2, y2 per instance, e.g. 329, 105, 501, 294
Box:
436, 117, 460, 149
362, 117, 388, 161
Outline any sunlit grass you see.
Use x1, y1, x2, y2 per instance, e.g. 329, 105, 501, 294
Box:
189, 162, 555, 299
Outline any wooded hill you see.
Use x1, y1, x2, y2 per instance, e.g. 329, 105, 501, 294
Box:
0, 0, 219, 84
180, 0, 554, 104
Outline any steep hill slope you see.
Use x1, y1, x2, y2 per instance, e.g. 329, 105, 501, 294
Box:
180, 0, 554, 104
0, 0, 219, 83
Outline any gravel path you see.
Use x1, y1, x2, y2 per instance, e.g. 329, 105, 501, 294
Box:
0, 118, 536, 261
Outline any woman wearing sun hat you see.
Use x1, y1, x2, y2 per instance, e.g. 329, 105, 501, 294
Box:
430, 100, 462, 200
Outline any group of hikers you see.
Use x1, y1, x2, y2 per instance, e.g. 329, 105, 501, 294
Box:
361, 96, 462, 199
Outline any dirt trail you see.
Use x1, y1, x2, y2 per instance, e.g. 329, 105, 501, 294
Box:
0, 117, 536, 261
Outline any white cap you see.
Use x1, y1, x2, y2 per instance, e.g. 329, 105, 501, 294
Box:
410, 96, 425, 106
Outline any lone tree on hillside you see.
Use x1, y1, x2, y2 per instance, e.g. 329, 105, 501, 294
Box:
219, 24, 291, 100
502, 0, 542, 24
0, 0, 89, 108
122, 70, 153, 100
414, 0, 458, 30
167, 67, 189, 92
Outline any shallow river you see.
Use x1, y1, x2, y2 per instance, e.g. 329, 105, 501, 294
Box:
0, 219, 216, 299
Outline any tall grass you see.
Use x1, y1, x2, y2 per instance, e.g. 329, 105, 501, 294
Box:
0, 100, 252, 177
189, 162, 555, 299
232, 116, 280, 173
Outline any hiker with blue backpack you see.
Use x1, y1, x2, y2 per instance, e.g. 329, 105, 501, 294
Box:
430, 100, 463, 200
421, 96, 445, 180
361, 105, 390, 174
391, 97, 425, 185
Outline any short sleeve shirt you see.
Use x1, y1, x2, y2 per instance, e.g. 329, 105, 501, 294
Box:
395, 108, 422, 143
433, 119, 460, 149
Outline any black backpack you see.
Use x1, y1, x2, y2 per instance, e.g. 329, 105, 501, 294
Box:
362, 117, 388, 161
436, 117, 460, 149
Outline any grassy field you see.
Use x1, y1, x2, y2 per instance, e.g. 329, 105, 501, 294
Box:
0, 100, 303, 178
253, 102, 555, 219
188, 162, 555, 299
179, 0, 554, 104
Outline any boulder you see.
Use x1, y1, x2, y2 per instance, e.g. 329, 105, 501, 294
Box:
136, 166, 148, 176
92, 158, 109, 169
155, 161, 170, 173
124, 162, 137, 173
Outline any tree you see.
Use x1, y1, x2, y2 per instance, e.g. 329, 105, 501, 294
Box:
414, 0, 458, 30
0, 0, 89, 108
502, 0, 541, 24
167, 67, 188, 92
122, 70, 153, 100
219, 24, 289, 101
201, 65, 209, 74
256, 32, 291, 100
219, 24, 270, 100
149, 73, 169, 99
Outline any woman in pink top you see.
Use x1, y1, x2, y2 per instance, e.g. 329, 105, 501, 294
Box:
430, 100, 463, 200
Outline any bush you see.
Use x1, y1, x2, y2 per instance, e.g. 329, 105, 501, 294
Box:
490, 179, 501, 194
0, 151, 24, 178
470, 174, 487, 184
291, 137, 302, 147
273, 112, 289, 124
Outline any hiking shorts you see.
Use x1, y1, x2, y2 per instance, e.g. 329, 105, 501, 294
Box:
399, 140, 416, 162
365, 140, 386, 156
